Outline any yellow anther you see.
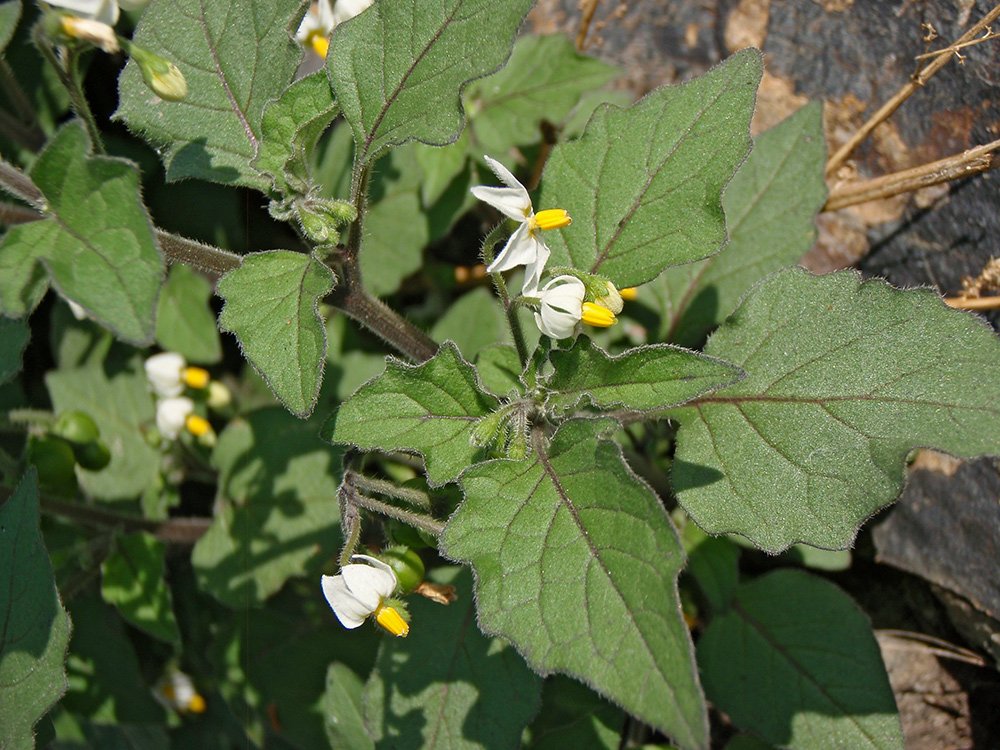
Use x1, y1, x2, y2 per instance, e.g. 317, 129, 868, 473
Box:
184, 414, 212, 437
374, 604, 410, 637
182, 367, 210, 389
532, 208, 572, 231
581, 302, 617, 328
161, 683, 176, 701
308, 32, 330, 59
187, 694, 207, 714
619, 287, 638, 301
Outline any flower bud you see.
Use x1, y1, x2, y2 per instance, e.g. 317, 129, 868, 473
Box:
127, 43, 187, 101
58, 16, 119, 53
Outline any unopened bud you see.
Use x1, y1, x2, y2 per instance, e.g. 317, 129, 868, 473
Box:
207, 381, 232, 410
295, 196, 358, 243
128, 43, 187, 101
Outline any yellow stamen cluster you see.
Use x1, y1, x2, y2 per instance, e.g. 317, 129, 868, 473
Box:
182, 366, 210, 390
374, 604, 409, 637
307, 32, 330, 59
532, 208, 572, 232
619, 287, 638, 301
581, 302, 617, 328
185, 414, 212, 437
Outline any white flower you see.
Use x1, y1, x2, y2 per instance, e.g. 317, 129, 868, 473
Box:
471, 155, 571, 295
153, 670, 206, 714
533, 275, 585, 339
321, 554, 409, 637
296, 0, 373, 59
156, 396, 194, 440
532, 275, 618, 339
44, 0, 148, 25
144, 352, 209, 397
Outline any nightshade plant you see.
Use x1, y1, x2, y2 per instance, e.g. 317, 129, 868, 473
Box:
0, 0, 998, 748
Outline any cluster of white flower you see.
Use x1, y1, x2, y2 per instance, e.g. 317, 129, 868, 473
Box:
153, 669, 207, 715
144, 352, 219, 443
471, 155, 634, 339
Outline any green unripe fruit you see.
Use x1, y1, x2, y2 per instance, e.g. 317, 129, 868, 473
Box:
28, 435, 79, 497
75, 439, 112, 471
388, 519, 435, 550
52, 410, 100, 445
380, 546, 425, 594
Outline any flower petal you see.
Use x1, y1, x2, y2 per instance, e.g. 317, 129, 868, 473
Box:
321, 574, 369, 628
470, 186, 530, 222
536, 276, 584, 339
487, 223, 538, 274
482, 155, 528, 194
520, 239, 550, 296
342, 558, 397, 602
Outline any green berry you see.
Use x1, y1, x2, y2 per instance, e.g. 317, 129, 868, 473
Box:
380, 546, 425, 594
74, 439, 111, 471
52, 410, 100, 445
28, 435, 79, 497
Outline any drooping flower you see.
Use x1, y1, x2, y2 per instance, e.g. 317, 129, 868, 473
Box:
296, 0, 373, 59
145, 352, 210, 398
533, 275, 617, 339
155, 397, 212, 441
153, 670, 206, 715
471, 155, 571, 295
321, 555, 409, 637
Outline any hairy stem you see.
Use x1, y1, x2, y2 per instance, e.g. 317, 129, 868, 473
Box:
340, 478, 444, 537
347, 471, 432, 510
34, 30, 104, 155
482, 222, 530, 367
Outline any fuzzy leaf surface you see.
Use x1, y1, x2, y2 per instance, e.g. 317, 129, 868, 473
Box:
656, 102, 827, 346
362, 568, 541, 749
671, 269, 1000, 552
538, 49, 761, 287
1, 123, 162, 344
253, 71, 338, 194
546, 337, 741, 414
0, 317, 29, 384
0, 471, 70, 750
46, 360, 160, 501
326, 343, 499, 485
442, 419, 708, 750
155, 263, 222, 364
116, 0, 304, 189
329, 0, 532, 164
466, 34, 618, 154
192, 408, 342, 606
100, 532, 180, 645
431, 287, 507, 360
698, 570, 902, 749
217, 250, 334, 418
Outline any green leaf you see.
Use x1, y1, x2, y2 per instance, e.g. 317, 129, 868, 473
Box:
0, 122, 163, 344
656, 102, 828, 346
0, 470, 71, 750
442, 419, 708, 750
413, 135, 469, 205
329, 0, 533, 164
326, 343, 499, 485
61, 595, 163, 723
362, 567, 542, 749
698, 570, 902, 749
539, 49, 762, 287
217, 250, 335, 418
0, 316, 29, 384
155, 263, 222, 364
466, 34, 618, 154
100, 532, 181, 645
116, 0, 305, 189
431, 287, 507, 359
785, 544, 851, 571
474, 344, 522, 397
525, 676, 623, 750
49, 301, 113, 369
0, 0, 20, 54
192, 407, 343, 607
671, 268, 1000, 552
322, 663, 374, 750
45, 359, 160, 501
680, 521, 740, 616
361, 145, 429, 296
0, 231, 48, 318
253, 71, 339, 195
546, 337, 742, 415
